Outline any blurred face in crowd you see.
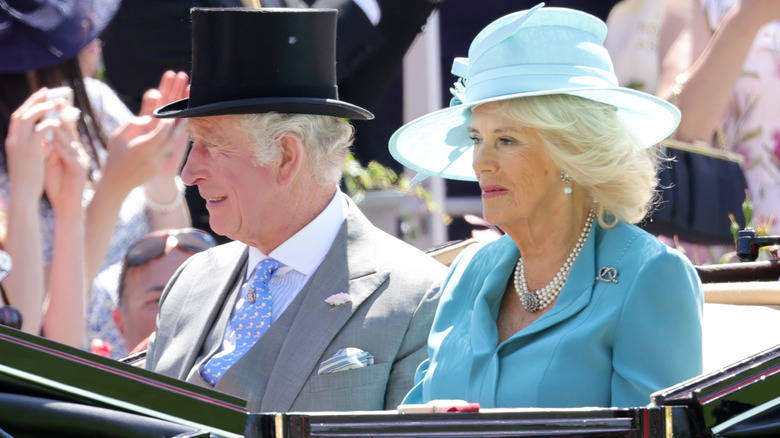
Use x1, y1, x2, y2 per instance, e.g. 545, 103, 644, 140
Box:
114, 247, 191, 352
78, 38, 102, 78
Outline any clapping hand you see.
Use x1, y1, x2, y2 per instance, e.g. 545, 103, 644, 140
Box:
139, 70, 190, 181
4, 89, 60, 200
101, 71, 189, 196
738, 0, 780, 24
722, 0, 780, 35
44, 117, 90, 217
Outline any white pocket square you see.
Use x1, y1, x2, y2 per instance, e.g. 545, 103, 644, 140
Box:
317, 347, 374, 375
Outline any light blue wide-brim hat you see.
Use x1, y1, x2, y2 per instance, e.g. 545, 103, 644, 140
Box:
389, 3, 681, 182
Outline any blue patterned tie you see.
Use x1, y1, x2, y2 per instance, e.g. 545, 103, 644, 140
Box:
200, 258, 284, 386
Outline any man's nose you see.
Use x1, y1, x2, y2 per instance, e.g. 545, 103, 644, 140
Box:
180, 143, 206, 186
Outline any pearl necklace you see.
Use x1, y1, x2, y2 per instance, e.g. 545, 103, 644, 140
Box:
514, 207, 596, 312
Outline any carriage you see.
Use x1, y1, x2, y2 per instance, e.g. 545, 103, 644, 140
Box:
1, 231, 779, 437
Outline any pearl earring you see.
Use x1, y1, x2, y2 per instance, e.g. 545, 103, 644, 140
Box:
561, 171, 572, 195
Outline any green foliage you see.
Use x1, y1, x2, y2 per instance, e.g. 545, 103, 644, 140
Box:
342, 153, 450, 223
729, 189, 774, 242
727, 189, 775, 262
342, 154, 401, 205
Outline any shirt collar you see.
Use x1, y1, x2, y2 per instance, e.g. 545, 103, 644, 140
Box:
246, 188, 348, 279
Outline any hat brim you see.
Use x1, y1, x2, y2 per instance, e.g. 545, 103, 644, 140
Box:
0, 0, 120, 73
154, 96, 374, 120
389, 87, 680, 182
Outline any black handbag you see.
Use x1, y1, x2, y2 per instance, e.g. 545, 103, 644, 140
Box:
641, 139, 748, 246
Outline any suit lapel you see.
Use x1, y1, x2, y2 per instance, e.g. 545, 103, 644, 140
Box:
161, 242, 248, 379
257, 202, 388, 412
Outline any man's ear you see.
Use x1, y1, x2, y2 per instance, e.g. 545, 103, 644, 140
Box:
276, 132, 305, 186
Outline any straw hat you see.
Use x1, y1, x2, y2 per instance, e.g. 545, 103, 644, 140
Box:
389, 4, 680, 181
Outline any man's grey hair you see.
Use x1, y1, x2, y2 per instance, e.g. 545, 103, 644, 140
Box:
238, 112, 354, 187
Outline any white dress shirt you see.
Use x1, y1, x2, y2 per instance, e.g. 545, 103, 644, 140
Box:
244, 188, 348, 321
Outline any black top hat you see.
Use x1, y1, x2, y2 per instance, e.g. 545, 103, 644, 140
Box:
154, 8, 373, 120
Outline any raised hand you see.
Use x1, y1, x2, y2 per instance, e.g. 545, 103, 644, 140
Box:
44, 119, 90, 216
138, 70, 191, 181
85, 72, 191, 295
101, 115, 180, 196
2, 88, 63, 335
100, 71, 190, 196
138, 70, 189, 117
4, 89, 59, 201
737, 0, 780, 27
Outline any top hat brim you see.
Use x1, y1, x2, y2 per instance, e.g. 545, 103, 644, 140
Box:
389, 86, 681, 182
154, 96, 374, 120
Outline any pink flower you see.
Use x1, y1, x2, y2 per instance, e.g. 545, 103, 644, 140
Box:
325, 292, 352, 306
773, 130, 780, 162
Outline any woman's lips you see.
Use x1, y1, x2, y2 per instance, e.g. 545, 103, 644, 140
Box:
480, 185, 507, 199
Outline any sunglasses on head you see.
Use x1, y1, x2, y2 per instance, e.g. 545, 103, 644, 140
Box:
125, 228, 217, 268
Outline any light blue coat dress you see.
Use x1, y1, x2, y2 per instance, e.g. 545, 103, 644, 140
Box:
403, 222, 703, 408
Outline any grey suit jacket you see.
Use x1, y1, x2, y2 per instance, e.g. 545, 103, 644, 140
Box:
146, 199, 446, 412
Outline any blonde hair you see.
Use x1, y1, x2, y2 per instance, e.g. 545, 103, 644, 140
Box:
494, 94, 660, 227
238, 112, 354, 187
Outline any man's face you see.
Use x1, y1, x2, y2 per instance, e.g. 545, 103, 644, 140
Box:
115, 248, 192, 352
182, 115, 283, 245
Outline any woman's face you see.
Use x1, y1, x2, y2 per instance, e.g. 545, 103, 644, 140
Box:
470, 101, 562, 230
78, 39, 102, 78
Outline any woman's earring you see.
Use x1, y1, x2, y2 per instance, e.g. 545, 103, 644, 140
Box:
561, 171, 572, 195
